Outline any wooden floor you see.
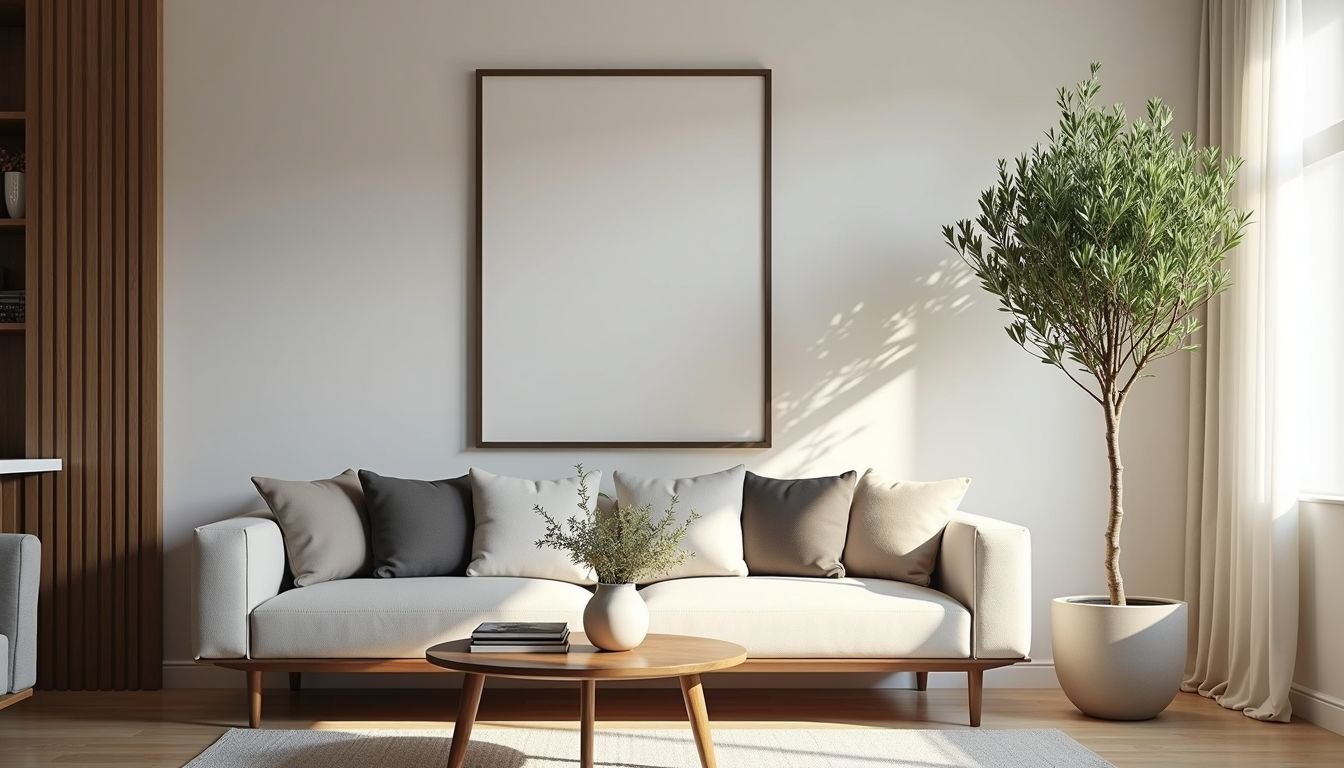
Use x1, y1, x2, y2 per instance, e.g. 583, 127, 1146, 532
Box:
0, 685, 1338, 767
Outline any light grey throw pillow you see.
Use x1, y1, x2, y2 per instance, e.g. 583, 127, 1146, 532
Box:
742, 470, 858, 577
614, 465, 748, 583
466, 468, 597, 584
251, 469, 371, 587
841, 470, 970, 586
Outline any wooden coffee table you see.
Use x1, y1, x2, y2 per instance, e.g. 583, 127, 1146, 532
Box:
426, 632, 746, 768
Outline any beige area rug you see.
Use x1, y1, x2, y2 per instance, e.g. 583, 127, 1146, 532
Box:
184, 727, 1113, 767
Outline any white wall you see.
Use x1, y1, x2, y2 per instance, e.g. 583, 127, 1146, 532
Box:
1294, 500, 1344, 733
163, 0, 1202, 685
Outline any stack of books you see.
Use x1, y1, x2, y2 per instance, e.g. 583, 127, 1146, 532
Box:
469, 622, 570, 653
0, 290, 21, 323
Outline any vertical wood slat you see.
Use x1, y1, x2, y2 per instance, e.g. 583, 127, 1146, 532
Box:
20, 0, 162, 691
33, 0, 55, 690
124, 0, 141, 692
140, 0, 163, 691
111, 0, 128, 694
0, 477, 18, 533
52, 0, 70, 692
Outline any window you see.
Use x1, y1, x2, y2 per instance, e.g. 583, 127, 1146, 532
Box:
1301, 0, 1344, 495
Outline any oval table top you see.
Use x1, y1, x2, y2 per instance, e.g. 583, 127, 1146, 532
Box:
426, 633, 747, 680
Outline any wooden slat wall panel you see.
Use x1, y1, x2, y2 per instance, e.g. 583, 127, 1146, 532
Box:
18, 0, 161, 691
0, 476, 19, 533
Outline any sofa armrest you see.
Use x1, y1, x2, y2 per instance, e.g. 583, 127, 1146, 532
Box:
934, 511, 1031, 659
193, 512, 286, 659
0, 533, 39, 692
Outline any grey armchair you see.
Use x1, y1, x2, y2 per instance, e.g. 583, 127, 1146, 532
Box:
0, 533, 38, 708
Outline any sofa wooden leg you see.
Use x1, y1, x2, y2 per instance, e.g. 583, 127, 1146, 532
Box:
967, 668, 983, 727
248, 670, 263, 728
915, 672, 928, 691
0, 688, 34, 710
289, 672, 302, 692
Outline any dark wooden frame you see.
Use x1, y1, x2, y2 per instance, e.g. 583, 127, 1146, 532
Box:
474, 68, 773, 449
209, 656, 1025, 729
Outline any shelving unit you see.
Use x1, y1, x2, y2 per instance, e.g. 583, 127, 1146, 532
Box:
0, 0, 23, 460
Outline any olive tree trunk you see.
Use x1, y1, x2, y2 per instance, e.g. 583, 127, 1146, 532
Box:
1102, 398, 1126, 606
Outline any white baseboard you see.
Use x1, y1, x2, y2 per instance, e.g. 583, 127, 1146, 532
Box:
1291, 683, 1344, 735
162, 659, 1058, 690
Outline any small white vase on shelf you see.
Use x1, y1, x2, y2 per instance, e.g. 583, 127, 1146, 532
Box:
4, 171, 22, 219
583, 582, 648, 651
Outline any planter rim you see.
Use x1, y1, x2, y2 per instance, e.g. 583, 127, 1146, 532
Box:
1053, 595, 1186, 608
595, 582, 637, 588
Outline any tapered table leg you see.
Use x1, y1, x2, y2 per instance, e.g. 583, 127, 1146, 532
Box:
679, 674, 717, 768
580, 680, 596, 768
447, 673, 486, 768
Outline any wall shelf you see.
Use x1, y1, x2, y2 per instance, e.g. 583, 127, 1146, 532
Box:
0, 458, 60, 476
0, 322, 22, 334
0, 218, 24, 229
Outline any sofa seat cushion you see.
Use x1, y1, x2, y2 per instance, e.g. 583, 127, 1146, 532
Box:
638, 576, 971, 658
249, 577, 590, 658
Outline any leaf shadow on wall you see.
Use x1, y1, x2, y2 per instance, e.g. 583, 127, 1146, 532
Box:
770, 257, 976, 478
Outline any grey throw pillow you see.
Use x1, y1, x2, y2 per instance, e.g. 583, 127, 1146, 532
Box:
358, 470, 473, 578
841, 471, 971, 586
251, 469, 371, 587
742, 470, 858, 577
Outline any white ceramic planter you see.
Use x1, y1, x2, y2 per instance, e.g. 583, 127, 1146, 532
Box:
584, 583, 649, 651
4, 171, 22, 219
1051, 595, 1187, 720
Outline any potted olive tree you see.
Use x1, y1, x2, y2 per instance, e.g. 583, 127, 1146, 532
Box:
944, 64, 1248, 720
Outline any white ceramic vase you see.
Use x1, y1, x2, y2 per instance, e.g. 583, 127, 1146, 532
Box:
1051, 595, 1188, 720
583, 583, 649, 651
3, 172, 22, 219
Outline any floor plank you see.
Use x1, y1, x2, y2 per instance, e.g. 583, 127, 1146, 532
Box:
0, 686, 1337, 767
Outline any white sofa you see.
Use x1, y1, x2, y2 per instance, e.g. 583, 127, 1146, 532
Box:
194, 509, 1030, 726
0, 533, 39, 709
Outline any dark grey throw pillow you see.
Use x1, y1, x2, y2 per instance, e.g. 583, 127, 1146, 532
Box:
358, 470, 474, 578
741, 470, 858, 577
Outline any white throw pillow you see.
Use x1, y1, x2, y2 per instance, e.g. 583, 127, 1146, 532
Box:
466, 468, 597, 584
613, 465, 749, 583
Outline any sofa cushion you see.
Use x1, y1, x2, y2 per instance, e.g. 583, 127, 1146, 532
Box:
252, 469, 371, 587
842, 472, 971, 586
613, 465, 748, 582
639, 576, 971, 658
359, 470, 474, 579
0, 633, 8, 693
249, 577, 591, 658
466, 468, 597, 584
742, 470, 857, 577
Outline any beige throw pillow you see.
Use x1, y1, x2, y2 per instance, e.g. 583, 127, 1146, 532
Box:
841, 471, 971, 586
466, 468, 597, 584
251, 469, 371, 587
614, 465, 748, 583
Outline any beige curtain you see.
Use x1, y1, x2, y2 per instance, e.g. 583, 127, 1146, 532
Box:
1184, 0, 1305, 722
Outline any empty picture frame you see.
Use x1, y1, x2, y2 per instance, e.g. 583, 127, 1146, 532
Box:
475, 69, 771, 448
